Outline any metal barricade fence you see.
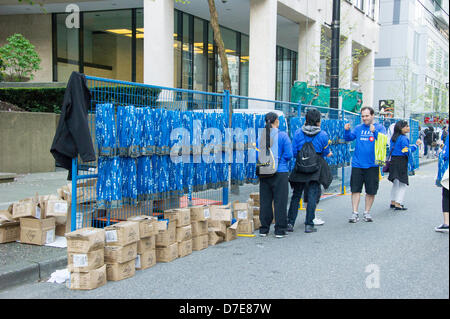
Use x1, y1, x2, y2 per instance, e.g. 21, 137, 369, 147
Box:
70, 75, 421, 231
71, 76, 228, 231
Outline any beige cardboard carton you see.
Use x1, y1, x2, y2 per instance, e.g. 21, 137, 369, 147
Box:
155, 220, 176, 247
192, 234, 209, 251
44, 199, 68, 220
104, 242, 137, 264
155, 220, 169, 233
55, 224, 68, 237
0, 211, 19, 244
12, 199, 44, 220
208, 231, 223, 246
237, 220, 255, 235
209, 207, 233, 225
127, 215, 158, 238
164, 208, 191, 227
208, 220, 227, 236
191, 220, 208, 237
176, 224, 192, 243
252, 207, 260, 216
178, 239, 192, 258
190, 205, 211, 222
104, 221, 139, 246
68, 248, 104, 272
156, 242, 178, 262
66, 227, 105, 253
135, 250, 156, 270
249, 192, 260, 205
137, 235, 155, 254
69, 264, 107, 290
106, 259, 135, 281
19, 217, 55, 246
224, 222, 238, 242
253, 216, 261, 230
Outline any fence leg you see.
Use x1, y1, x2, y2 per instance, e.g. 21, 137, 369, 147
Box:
71, 157, 78, 231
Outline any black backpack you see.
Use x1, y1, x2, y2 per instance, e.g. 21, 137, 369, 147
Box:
295, 139, 319, 174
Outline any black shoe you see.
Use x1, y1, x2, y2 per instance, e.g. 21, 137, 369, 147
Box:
394, 205, 407, 210
275, 232, 287, 238
287, 224, 294, 232
390, 204, 395, 209
305, 225, 317, 233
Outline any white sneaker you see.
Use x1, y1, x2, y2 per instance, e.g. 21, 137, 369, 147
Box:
313, 218, 325, 226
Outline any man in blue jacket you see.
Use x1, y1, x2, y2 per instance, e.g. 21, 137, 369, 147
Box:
344, 106, 387, 223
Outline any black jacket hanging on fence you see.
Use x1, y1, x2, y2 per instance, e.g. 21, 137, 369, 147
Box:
50, 71, 95, 180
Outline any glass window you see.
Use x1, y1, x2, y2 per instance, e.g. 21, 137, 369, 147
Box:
320, 27, 331, 85
208, 25, 215, 92
193, 18, 206, 91
239, 34, 249, 97
413, 32, 420, 64
56, 13, 79, 82
174, 11, 182, 88
427, 39, 434, 70
368, 0, 376, 18
355, 0, 365, 11
182, 13, 193, 90
216, 26, 239, 94
136, 9, 144, 83
83, 10, 132, 82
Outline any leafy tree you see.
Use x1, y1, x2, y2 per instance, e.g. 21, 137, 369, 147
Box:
0, 34, 41, 82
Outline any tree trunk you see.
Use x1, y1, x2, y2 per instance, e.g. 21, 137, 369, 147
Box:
207, 0, 232, 93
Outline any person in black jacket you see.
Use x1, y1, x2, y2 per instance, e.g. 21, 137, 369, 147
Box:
424, 126, 436, 159
287, 109, 333, 233
50, 71, 96, 180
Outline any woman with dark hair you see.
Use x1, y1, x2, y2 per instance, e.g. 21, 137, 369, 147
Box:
287, 109, 333, 233
388, 120, 422, 210
257, 112, 293, 238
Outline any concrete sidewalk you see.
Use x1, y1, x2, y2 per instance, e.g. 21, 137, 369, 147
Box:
0, 158, 439, 291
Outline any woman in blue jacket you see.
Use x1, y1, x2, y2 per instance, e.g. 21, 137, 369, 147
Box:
258, 112, 293, 238
388, 120, 422, 210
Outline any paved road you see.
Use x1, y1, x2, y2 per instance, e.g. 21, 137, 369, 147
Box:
0, 163, 448, 299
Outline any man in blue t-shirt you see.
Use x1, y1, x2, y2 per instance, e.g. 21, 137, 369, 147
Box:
344, 106, 387, 223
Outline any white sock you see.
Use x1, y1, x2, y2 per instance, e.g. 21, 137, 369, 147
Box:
364, 211, 370, 215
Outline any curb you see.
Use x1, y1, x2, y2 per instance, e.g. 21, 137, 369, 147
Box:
0, 256, 67, 291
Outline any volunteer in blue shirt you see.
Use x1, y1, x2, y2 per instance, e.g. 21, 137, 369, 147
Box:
287, 109, 333, 233
435, 134, 449, 233
388, 120, 422, 210
344, 106, 387, 223
257, 112, 293, 238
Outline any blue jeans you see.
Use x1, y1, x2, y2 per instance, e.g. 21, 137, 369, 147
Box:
287, 181, 321, 226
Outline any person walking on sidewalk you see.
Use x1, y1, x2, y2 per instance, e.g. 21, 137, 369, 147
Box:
435, 134, 449, 233
257, 112, 293, 238
344, 106, 387, 223
388, 120, 422, 210
287, 109, 333, 233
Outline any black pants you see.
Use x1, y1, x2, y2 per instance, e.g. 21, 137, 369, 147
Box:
259, 172, 289, 235
443, 187, 449, 213
287, 181, 321, 226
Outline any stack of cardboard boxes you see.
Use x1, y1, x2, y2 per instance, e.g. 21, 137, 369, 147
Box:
66, 227, 107, 290
249, 193, 261, 230
164, 208, 192, 258
234, 201, 255, 235
127, 215, 158, 270
104, 221, 139, 281
155, 216, 177, 263
208, 203, 237, 244
189, 206, 210, 250
0, 211, 20, 244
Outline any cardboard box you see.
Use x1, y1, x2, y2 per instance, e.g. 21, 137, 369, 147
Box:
44, 199, 68, 220
106, 259, 136, 281
249, 192, 260, 204
190, 205, 210, 222
127, 215, 158, 238
209, 207, 233, 224
19, 217, 55, 246
104, 221, 139, 246
224, 222, 238, 242
66, 227, 105, 253
253, 216, 261, 230
235, 208, 254, 221
208, 220, 227, 236
68, 248, 104, 272
176, 224, 192, 243
191, 220, 208, 237
164, 208, 191, 227
156, 242, 178, 262
252, 207, 260, 216
104, 242, 137, 264
0, 211, 19, 244
55, 224, 68, 237
69, 264, 107, 290
12, 200, 43, 220
178, 239, 192, 258
192, 234, 209, 251
155, 220, 169, 233
208, 231, 223, 246
155, 220, 176, 247
237, 220, 255, 235
135, 250, 156, 270
137, 235, 155, 254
